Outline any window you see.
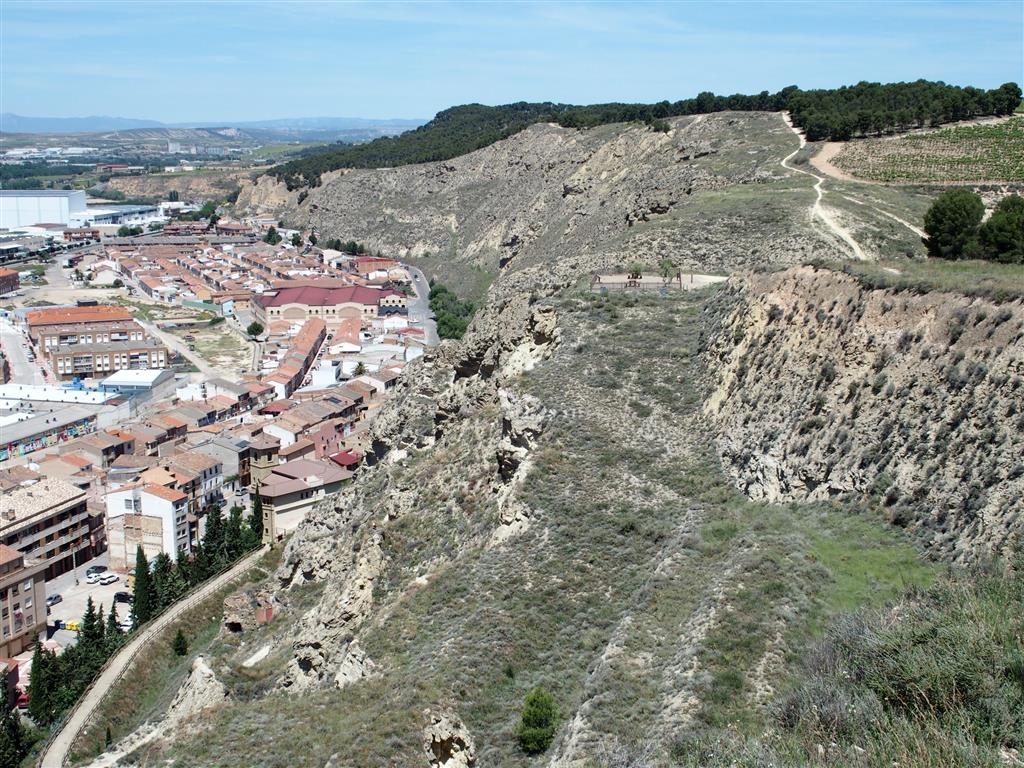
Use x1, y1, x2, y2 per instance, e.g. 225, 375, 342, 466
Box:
124, 499, 133, 510
24, 598, 32, 609
22, 579, 31, 592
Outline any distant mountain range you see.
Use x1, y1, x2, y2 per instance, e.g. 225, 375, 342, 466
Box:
0, 113, 425, 135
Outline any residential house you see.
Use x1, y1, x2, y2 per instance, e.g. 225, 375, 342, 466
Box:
258, 458, 351, 542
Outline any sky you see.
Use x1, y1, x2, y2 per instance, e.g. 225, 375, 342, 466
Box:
1, 0, 1022, 123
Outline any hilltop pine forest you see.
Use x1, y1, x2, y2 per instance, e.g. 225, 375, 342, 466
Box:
270, 79, 1022, 187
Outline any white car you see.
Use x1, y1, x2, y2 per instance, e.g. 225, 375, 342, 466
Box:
99, 573, 119, 585
85, 572, 102, 584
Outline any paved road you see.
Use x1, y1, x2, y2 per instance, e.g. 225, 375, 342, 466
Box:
38, 546, 269, 768
406, 266, 439, 346
0, 316, 47, 385
44, 261, 72, 290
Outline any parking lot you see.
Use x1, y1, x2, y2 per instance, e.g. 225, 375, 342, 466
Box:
45, 553, 133, 630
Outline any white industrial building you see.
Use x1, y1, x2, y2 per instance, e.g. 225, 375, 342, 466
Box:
0, 190, 87, 228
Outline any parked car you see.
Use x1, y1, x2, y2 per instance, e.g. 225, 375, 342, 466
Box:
99, 573, 119, 585
85, 565, 107, 576
84, 572, 102, 584
45, 594, 62, 607
114, 591, 133, 604
118, 616, 134, 632
16, 692, 29, 710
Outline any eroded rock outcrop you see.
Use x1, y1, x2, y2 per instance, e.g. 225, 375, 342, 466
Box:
704, 265, 1024, 561
422, 709, 476, 768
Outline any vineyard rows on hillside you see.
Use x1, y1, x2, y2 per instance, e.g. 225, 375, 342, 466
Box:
833, 118, 1024, 183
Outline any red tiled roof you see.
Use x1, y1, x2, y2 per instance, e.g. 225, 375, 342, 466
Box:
256, 285, 400, 308
261, 400, 292, 413
328, 450, 361, 467
143, 483, 187, 502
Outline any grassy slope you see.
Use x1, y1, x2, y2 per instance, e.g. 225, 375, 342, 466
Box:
70, 549, 282, 764
835, 258, 1024, 301
157, 289, 935, 767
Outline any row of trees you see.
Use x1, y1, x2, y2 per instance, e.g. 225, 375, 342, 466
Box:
321, 238, 369, 254
428, 282, 475, 340
28, 598, 123, 727
132, 502, 263, 624
924, 191, 1024, 263
270, 81, 1021, 186
20, 501, 263, 740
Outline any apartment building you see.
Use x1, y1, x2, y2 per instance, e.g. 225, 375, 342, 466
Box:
0, 478, 94, 581
25, 306, 140, 350
0, 545, 46, 657
49, 338, 169, 380
104, 483, 191, 569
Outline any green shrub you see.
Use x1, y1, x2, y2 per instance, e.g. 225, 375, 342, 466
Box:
517, 686, 559, 755
172, 629, 189, 657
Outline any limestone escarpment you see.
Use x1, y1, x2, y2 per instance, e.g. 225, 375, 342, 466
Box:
703, 265, 1024, 561
237, 113, 837, 294
272, 280, 562, 690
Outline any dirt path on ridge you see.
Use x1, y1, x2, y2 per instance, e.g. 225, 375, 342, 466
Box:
779, 113, 866, 260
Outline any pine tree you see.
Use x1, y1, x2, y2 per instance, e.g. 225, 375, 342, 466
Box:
516, 686, 559, 755
191, 541, 211, 584
0, 703, 26, 767
225, 505, 244, 559
131, 546, 155, 625
248, 495, 264, 546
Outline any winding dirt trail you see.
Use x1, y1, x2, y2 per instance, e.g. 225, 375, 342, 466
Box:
779, 113, 866, 260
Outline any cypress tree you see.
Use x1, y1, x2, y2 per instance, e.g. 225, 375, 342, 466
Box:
225, 505, 244, 559
151, 552, 174, 609
27, 644, 54, 726
248, 495, 264, 546
105, 603, 122, 652
203, 505, 227, 568
80, 596, 102, 651
131, 546, 155, 625
0, 703, 25, 766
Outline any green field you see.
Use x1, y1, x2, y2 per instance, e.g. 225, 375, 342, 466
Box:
834, 117, 1024, 183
